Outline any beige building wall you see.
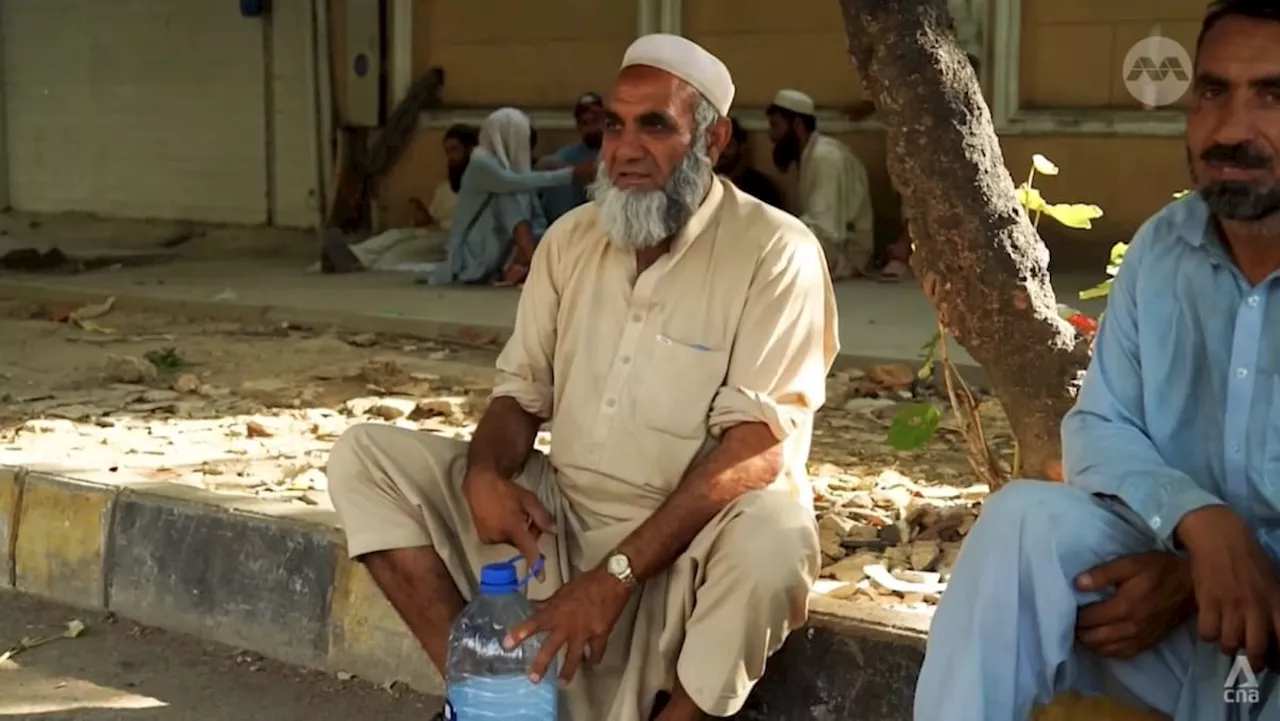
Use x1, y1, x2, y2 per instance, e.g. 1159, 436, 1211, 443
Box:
682, 0, 864, 108
1019, 0, 1204, 109
371, 0, 1202, 270
413, 0, 637, 107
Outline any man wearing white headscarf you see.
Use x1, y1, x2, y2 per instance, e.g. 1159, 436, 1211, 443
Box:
328, 34, 838, 721
767, 89, 875, 281
424, 107, 594, 285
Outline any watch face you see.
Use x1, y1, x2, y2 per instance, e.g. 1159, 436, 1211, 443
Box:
607, 554, 628, 575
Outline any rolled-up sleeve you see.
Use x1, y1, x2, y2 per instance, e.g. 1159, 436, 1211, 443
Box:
708, 227, 840, 439
490, 228, 561, 418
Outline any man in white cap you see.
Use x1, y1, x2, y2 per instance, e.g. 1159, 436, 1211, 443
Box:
325, 33, 838, 721
767, 89, 875, 281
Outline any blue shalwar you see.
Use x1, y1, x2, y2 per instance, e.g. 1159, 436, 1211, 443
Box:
916, 194, 1280, 721
426, 152, 570, 285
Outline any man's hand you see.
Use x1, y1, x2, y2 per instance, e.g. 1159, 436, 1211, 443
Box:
503, 569, 631, 685
534, 156, 567, 171
572, 159, 597, 183
1176, 505, 1280, 669
462, 469, 555, 576
1074, 552, 1195, 658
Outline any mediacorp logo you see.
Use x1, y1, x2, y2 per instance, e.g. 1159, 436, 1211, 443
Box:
1223, 654, 1261, 705
1122, 35, 1193, 108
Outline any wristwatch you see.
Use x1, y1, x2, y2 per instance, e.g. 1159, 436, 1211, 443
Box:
603, 551, 640, 590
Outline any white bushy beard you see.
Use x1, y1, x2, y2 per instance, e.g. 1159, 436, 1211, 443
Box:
589, 132, 714, 251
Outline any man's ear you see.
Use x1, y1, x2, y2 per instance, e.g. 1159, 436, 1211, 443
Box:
705, 116, 732, 164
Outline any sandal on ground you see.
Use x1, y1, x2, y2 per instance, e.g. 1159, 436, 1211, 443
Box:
876, 259, 914, 283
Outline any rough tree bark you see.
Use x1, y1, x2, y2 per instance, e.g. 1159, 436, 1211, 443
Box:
836, 0, 1093, 481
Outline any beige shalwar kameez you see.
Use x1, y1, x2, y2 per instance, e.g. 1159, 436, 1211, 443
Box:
327, 177, 840, 720
797, 132, 875, 280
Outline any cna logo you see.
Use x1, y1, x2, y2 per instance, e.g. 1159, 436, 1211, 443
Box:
1223, 654, 1262, 705
1122, 35, 1193, 108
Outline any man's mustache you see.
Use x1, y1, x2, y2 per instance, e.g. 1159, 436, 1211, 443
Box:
1200, 143, 1273, 170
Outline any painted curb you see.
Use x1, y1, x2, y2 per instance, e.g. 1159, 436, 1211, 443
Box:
0, 465, 1161, 720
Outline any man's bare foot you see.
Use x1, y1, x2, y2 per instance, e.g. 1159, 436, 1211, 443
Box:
877, 259, 913, 282
496, 263, 529, 286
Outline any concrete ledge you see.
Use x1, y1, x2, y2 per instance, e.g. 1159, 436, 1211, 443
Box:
0, 464, 1160, 720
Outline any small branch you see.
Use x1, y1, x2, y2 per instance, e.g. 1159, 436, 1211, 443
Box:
936, 322, 1008, 491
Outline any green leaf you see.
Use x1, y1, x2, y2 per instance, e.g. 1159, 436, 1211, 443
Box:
887, 404, 943, 451
1173, 189, 1191, 199
1032, 154, 1060, 176
1078, 279, 1113, 300
1044, 203, 1104, 229
1015, 185, 1047, 212
916, 329, 943, 380
1109, 242, 1128, 266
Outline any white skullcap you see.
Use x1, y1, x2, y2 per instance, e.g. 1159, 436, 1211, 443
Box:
771, 89, 816, 116
620, 34, 735, 116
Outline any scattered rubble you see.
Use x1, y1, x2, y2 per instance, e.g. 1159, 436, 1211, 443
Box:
0, 305, 1012, 612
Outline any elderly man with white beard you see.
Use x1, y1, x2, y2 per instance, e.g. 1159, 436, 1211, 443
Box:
325, 33, 838, 721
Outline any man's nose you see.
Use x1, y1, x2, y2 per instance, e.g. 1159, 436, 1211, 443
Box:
1209, 100, 1262, 149
612, 137, 648, 163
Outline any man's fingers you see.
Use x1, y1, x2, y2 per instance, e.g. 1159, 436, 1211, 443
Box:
509, 524, 544, 581
1242, 604, 1269, 669
1198, 598, 1223, 643
1095, 641, 1143, 659
1076, 597, 1131, 630
1075, 555, 1146, 592
504, 618, 539, 651
588, 635, 609, 664
559, 639, 585, 686
1077, 622, 1135, 651
520, 491, 557, 535
1220, 606, 1246, 658
529, 630, 564, 684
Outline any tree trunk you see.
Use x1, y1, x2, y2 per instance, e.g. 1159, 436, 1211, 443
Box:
836, 0, 1092, 481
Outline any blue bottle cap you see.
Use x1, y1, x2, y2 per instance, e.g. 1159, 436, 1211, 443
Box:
477, 554, 546, 595
478, 560, 520, 595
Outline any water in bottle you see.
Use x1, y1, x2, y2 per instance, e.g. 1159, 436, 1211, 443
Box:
443, 554, 557, 720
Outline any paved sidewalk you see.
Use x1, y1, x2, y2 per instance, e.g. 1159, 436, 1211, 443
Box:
0, 259, 1106, 371
0, 592, 441, 721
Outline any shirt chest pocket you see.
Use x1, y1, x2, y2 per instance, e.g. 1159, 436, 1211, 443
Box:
632, 336, 730, 439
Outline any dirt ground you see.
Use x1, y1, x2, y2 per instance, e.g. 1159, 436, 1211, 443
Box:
0, 591, 441, 720
0, 299, 1007, 610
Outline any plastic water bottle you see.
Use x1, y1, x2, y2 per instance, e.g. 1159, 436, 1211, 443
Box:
443, 555, 558, 720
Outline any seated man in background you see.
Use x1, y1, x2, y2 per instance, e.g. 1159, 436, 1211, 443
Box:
328, 33, 836, 721
715, 117, 783, 208
914, 3, 1280, 719
422, 108, 594, 286
767, 89, 874, 281
318, 124, 478, 274
538, 92, 606, 223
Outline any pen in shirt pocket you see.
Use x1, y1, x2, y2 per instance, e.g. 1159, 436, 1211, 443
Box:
656, 334, 711, 351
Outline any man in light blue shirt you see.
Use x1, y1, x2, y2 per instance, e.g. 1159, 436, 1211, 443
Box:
538, 92, 604, 223
915, 2, 1280, 719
